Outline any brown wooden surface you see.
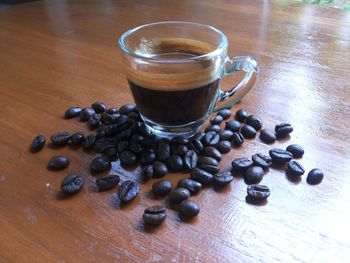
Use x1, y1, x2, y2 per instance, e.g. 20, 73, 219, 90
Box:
1, 0, 350, 262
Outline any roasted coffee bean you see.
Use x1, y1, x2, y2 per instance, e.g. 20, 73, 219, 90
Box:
214, 171, 234, 186
167, 155, 183, 172
118, 180, 140, 203
31, 135, 45, 152
79, 107, 95, 121
100, 113, 116, 125
198, 164, 220, 174
51, 131, 71, 145
64, 106, 81, 119
71, 132, 85, 145
90, 155, 111, 173
119, 150, 137, 166
286, 144, 304, 158
153, 161, 168, 177
225, 120, 241, 132
105, 108, 118, 115
61, 175, 84, 195
177, 178, 202, 195
205, 125, 221, 134
168, 188, 190, 203
269, 149, 293, 163
210, 115, 223, 125
247, 184, 270, 200
152, 179, 172, 197
84, 134, 96, 149
95, 126, 109, 139
48, 155, 69, 170
306, 168, 324, 185
156, 142, 171, 161
259, 129, 276, 144
94, 137, 117, 152
189, 139, 203, 153
235, 109, 248, 122
128, 111, 141, 120
287, 161, 305, 176
203, 147, 221, 161
130, 134, 144, 144
219, 130, 234, 141
252, 153, 272, 169
143, 134, 158, 147
193, 131, 205, 141
246, 115, 263, 131
171, 144, 188, 156
141, 149, 156, 165
216, 140, 231, 153
275, 123, 293, 137
231, 158, 253, 172
115, 114, 129, 126
129, 143, 143, 154
190, 168, 214, 185
117, 140, 129, 153
197, 156, 218, 166
172, 136, 189, 145
142, 164, 154, 179
143, 206, 166, 226
96, 174, 120, 191
119, 103, 137, 115
179, 200, 200, 218
87, 114, 101, 129
217, 108, 232, 120
91, 101, 107, 113
202, 131, 220, 146
183, 150, 198, 170
232, 132, 244, 146
103, 146, 117, 158
241, 125, 257, 139
244, 166, 264, 185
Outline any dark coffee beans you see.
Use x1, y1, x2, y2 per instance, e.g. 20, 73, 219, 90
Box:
197, 156, 218, 166
202, 131, 220, 146
246, 115, 263, 131
240, 125, 256, 139
259, 129, 276, 144
203, 147, 221, 161
105, 108, 118, 115
84, 134, 96, 149
142, 165, 154, 179
129, 143, 143, 154
247, 184, 270, 200
90, 155, 111, 173
179, 200, 200, 218
244, 166, 264, 184
157, 142, 171, 161
48, 155, 69, 170
143, 206, 166, 226
118, 180, 140, 203
217, 109, 232, 120
193, 131, 205, 141
171, 144, 188, 156
141, 149, 156, 165
235, 109, 248, 122
172, 136, 189, 145
96, 174, 120, 191
177, 178, 202, 195
287, 161, 305, 176
214, 171, 234, 186
307, 168, 324, 185
61, 174, 84, 195
31, 135, 45, 152
183, 150, 198, 170
87, 114, 101, 129
216, 140, 231, 153
210, 115, 223, 125
79, 108, 95, 121
231, 158, 253, 172
219, 130, 234, 141
71, 132, 85, 145
117, 140, 129, 153
189, 139, 203, 153
51, 131, 71, 145
275, 123, 293, 137
64, 106, 81, 119
190, 168, 214, 185
152, 179, 172, 197
168, 188, 190, 203
205, 125, 221, 133
286, 144, 304, 158
252, 153, 272, 169
167, 155, 183, 172
269, 149, 293, 163
198, 164, 220, 174
119, 103, 137, 115
120, 150, 137, 166
153, 161, 168, 177
100, 113, 116, 125
225, 120, 241, 132
232, 132, 244, 146
91, 101, 107, 113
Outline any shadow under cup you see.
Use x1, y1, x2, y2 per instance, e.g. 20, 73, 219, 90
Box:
119, 21, 228, 138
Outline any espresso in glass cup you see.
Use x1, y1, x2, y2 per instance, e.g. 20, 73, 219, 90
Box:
119, 21, 259, 138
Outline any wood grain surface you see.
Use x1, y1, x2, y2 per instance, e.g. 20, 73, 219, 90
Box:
1, 0, 350, 262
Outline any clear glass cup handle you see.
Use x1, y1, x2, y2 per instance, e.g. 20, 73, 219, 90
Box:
214, 56, 259, 111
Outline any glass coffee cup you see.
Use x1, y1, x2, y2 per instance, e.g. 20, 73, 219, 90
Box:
119, 21, 258, 138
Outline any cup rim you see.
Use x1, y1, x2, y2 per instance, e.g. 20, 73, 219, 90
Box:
118, 21, 228, 63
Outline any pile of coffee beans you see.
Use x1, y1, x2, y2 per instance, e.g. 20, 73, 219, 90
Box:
30, 102, 324, 228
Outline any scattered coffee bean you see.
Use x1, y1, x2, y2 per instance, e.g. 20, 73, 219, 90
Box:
103, 146, 117, 158
141, 149, 156, 165
167, 154, 183, 172
177, 178, 202, 195
87, 114, 101, 129
91, 101, 107, 113
217, 108, 232, 120
96, 174, 120, 191
117, 140, 129, 153
143, 134, 158, 147
64, 106, 82, 119
225, 120, 241, 132
90, 155, 111, 173
203, 147, 222, 161
129, 143, 143, 154
168, 188, 191, 203
61, 174, 84, 195
84, 134, 96, 149
193, 131, 205, 141
157, 142, 171, 161
172, 136, 189, 145
205, 125, 221, 133
153, 161, 168, 177
131, 134, 143, 144
241, 124, 256, 139
231, 158, 253, 172
216, 140, 231, 153
179, 200, 200, 218
307, 168, 324, 185
48, 155, 69, 170
100, 113, 116, 125
31, 135, 45, 152
189, 138, 204, 153
219, 130, 234, 141
214, 171, 234, 186
79, 108, 95, 121
247, 184, 270, 201
275, 123, 293, 137
183, 150, 198, 170
202, 131, 220, 146
120, 150, 137, 166
198, 164, 220, 174
210, 115, 223, 125
143, 206, 167, 226
269, 149, 293, 164
246, 115, 263, 131
115, 114, 129, 125
235, 109, 248, 122
118, 180, 140, 203
51, 131, 71, 145
287, 161, 305, 176
286, 144, 304, 158
105, 108, 118, 114
119, 103, 137, 115
152, 179, 172, 197
197, 156, 218, 166
259, 129, 276, 144
252, 153, 272, 169
232, 132, 244, 146
142, 164, 154, 179
190, 168, 214, 185
71, 132, 85, 145
244, 166, 264, 184
171, 144, 188, 156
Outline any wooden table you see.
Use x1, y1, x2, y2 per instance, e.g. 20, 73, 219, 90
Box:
1, 0, 349, 262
